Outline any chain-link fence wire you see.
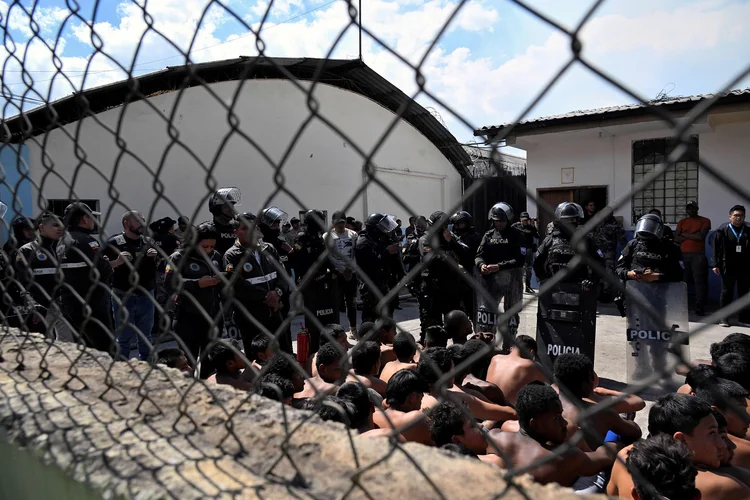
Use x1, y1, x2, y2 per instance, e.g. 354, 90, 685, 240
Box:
0, 0, 749, 498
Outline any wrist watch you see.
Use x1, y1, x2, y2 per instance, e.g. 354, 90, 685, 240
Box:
275, 287, 283, 297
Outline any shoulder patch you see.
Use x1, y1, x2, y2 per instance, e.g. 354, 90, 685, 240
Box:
189, 263, 200, 271
520, 247, 527, 256
37, 252, 48, 261
89, 241, 100, 250
243, 262, 253, 272
113, 234, 126, 245
225, 263, 234, 272
294, 244, 302, 251
165, 263, 174, 274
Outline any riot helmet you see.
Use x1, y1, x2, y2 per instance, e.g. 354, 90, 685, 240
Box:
304, 209, 326, 234
427, 211, 449, 228
450, 211, 473, 234
634, 214, 664, 241
208, 187, 241, 216
488, 202, 513, 222
365, 212, 398, 234
554, 202, 584, 223
259, 206, 288, 240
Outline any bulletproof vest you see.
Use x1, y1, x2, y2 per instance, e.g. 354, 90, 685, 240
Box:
631, 239, 668, 273
545, 232, 577, 275
593, 220, 617, 252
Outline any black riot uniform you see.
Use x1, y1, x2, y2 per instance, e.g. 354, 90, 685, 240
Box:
533, 217, 604, 286
511, 213, 540, 292
475, 203, 525, 339
402, 216, 427, 272
0, 216, 35, 317
149, 217, 180, 338
356, 213, 398, 324
209, 187, 241, 256
417, 211, 470, 340
293, 209, 337, 353
13, 231, 62, 335
616, 214, 684, 377
451, 211, 482, 314
259, 207, 295, 277
58, 203, 116, 353
165, 225, 224, 362
224, 212, 291, 352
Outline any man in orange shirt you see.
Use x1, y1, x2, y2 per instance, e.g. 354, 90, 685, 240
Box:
676, 201, 711, 315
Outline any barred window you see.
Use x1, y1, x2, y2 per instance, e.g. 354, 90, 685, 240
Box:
631, 136, 699, 225
47, 199, 100, 218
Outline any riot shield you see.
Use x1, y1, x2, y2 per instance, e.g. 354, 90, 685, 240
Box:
475, 267, 522, 348
626, 281, 689, 386
536, 283, 597, 369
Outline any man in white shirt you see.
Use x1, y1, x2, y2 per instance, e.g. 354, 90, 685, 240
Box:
325, 210, 359, 337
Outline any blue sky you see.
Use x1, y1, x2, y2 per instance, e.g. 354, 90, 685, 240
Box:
2, 0, 749, 143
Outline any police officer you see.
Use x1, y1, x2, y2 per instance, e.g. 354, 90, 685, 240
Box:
1, 215, 36, 315
165, 222, 223, 365
416, 211, 469, 341
13, 212, 65, 337
511, 211, 540, 294
293, 209, 337, 353
259, 206, 295, 276
58, 202, 117, 353
616, 214, 684, 378
208, 187, 241, 256
402, 215, 427, 272
450, 210, 482, 314
355, 212, 398, 324
105, 210, 160, 360
149, 217, 179, 339
223, 212, 290, 352
592, 213, 628, 302
534, 202, 604, 288
475, 202, 525, 340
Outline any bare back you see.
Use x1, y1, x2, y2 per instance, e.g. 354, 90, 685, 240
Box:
380, 360, 417, 384
696, 468, 750, 499
606, 445, 633, 498
486, 353, 546, 404
373, 408, 432, 445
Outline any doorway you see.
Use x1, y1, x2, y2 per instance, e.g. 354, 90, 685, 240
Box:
536, 186, 608, 235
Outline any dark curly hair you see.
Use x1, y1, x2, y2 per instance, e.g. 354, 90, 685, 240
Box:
515, 383, 560, 431
417, 347, 454, 385
626, 434, 697, 500
429, 401, 470, 447
553, 353, 594, 399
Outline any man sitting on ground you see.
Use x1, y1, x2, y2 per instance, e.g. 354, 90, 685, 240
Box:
256, 373, 295, 405
248, 335, 278, 373
358, 318, 398, 367
429, 401, 503, 467
419, 347, 516, 422
451, 339, 508, 406
553, 353, 642, 450
295, 342, 346, 399
626, 434, 700, 500
380, 330, 418, 383
694, 376, 750, 469
157, 347, 193, 375
311, 324, 352, 377
486, 382, 620, 487
714, 409, 750, 488
346, 341, 387, 396
444, 310, 473, 345
265, 354, 306, 395
205, 340, 255, 391
486, 335, 546, 405
608, 393, 750, 499
373, 370, 432, 445
337, 382, 405, 441
423, 325, 449, 349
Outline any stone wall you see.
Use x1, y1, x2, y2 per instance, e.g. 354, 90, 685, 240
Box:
0, 331, 603, 499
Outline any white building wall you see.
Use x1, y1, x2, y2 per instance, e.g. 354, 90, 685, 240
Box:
26, 80, 462, 236
522, 120, 749, 229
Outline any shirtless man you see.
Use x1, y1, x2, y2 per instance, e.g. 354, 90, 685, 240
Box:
295, 342, 346, 399
380, 330, 418, 383
311, 324, 352, 378
625, 434, 701, 500
336, 382, 404, 440
429, 401, 503, 467
553, 353, 642, 449
444, 309, 473, 345
205, 341, 256, 391
373, 370, 432, 445
486, 383, 620, 487
714, 410, 750, 488
486, 335, 546, 405
346, 340, 387, 396
608, 393, 750, 499
693, 377, 750, 469
418, 347, 516, 423
452, 339, 508, 405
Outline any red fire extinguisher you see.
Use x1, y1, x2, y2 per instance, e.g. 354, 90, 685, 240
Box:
297, 327, 310, 363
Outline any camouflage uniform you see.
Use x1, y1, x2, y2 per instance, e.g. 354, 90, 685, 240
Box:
592, 215, 628, 301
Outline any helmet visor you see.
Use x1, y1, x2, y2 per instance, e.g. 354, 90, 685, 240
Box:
635, 216, 663, 240
213, 187, 242, 207
376, 214, 398, 233
262, 206, 288, 226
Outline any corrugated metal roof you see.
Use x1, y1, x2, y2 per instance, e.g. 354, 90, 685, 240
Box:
474, 88, 750, 138
1, 57, 472, 177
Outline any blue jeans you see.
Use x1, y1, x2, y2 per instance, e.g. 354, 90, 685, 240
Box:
114, 290, 155, 360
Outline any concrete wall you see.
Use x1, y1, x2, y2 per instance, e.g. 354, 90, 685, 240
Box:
0, 143, 33, 240
22, 80, 462, 236
0, 332, 595, 500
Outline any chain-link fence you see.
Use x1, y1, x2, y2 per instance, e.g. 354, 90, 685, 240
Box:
1, 0, 750, 498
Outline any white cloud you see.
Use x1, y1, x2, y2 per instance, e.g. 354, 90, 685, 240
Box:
1, 0, 749, 143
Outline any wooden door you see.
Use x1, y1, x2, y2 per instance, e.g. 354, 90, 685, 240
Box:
537, 189, 573, 237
